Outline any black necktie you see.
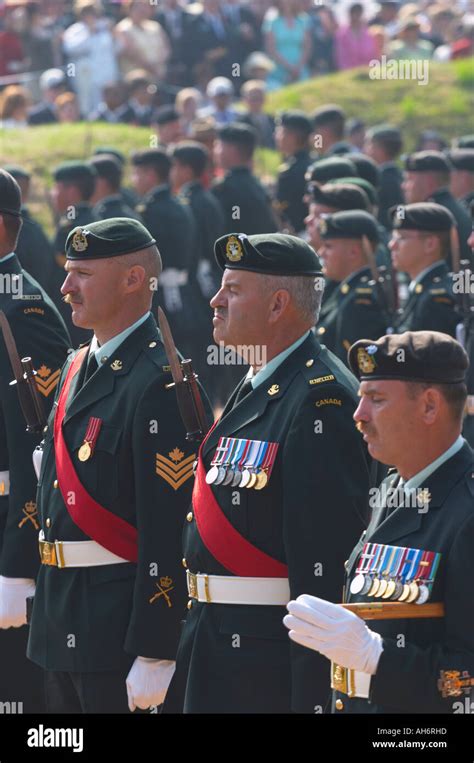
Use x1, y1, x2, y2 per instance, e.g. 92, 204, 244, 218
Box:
233, 378, 253, 408
83, 353, 98, 385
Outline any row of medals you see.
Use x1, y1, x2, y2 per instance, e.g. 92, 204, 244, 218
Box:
206, 464, 268, 490
350, 571, 431, 604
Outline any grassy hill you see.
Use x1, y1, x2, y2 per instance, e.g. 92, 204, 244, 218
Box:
0, 58, 472, 235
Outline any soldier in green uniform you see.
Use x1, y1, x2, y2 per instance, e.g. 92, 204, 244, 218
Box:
0, 169, 71, 712
27, 218, 203, 713
364, 124, 404, 230
89, 155, 143, 222
50, 161, 98, 347
305, 183, 371, 311
312, 105, 352, 158
164, 232, 378, 714
92, 147, 139, 210
285, 331, 474, 714
315, 210, 388, 363
131, 148, 196, 361
390, 203, 459, 337
170, 142, 225, 407
305, 156, 359, 189
275, 111, 314, 234
3, 166, 56, 297
448, 148, 474, 212
211, 123, 278, 235
403, 151, 472, 267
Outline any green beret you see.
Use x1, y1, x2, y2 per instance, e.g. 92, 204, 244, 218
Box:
318, 210, 379, 243
66, 217, 156, 260
350, 155, 381, 189
306, 157, 358, 184
348, 332, 468, 384
456, 135, 474, 149
448, 149, 474, 173
312, 105, 345, 128
93, 146, 126, 165
310, 182, 370, 211
404, 151, 451, 173
214, 233, 322, 276
3, 165, 31, 181
276, 110, 313, 136
0, 168, 22, 217
329, 176, 378, 207
366, 124, 402, 143
88, 155, 122, 186
53, 161, 97, 184
391, 202, 455, 232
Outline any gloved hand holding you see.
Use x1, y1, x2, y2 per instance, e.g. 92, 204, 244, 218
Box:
0, 575, 35, 628
284, 594, 383, 675
126, 657, 176, 712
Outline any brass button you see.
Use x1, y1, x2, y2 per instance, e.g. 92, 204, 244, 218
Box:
318, 327, 326, 335
187, 600, 193, 610
182, 558, 187, 568
45, 518, 51, 528
186, 511, 193, 522
335, 699, 344, 711
149, 341, 157, 348
305, 359, 314, 367
53, 479, 58, 489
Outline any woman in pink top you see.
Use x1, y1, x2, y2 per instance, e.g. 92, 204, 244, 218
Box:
335, 2, 377, 71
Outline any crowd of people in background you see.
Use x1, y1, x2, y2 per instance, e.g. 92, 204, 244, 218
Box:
0, 0, 473, 127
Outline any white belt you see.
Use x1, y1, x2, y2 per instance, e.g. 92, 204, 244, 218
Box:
186, 571, 290, 606
38, 530, 130, 568
0, 471, 10, 496
331, 662, 371, 699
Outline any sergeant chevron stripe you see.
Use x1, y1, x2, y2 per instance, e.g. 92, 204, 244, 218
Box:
35, 367, 61, 397
155, 449, 196, 491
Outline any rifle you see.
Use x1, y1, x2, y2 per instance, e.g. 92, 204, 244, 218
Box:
362, 235, 395, 332
157, 307, 209, 443
0, 311, 46, 434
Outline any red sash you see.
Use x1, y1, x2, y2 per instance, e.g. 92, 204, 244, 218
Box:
193, 423, 288, 577
53, 347, 138, 562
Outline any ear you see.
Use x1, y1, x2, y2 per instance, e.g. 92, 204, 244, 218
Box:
421, 386, 442, 425
125, 264, 146, 293
268, 288, 291, 324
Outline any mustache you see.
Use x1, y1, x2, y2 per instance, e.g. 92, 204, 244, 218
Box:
62, 294, 81, 304
356, 421, 375, 437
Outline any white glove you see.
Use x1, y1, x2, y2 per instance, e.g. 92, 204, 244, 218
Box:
126, 657, 176, 712
0, 575, 35, 629
284, 594, 383, 675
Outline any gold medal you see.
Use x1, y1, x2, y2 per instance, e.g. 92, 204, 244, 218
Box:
406, 581, 419, 603
374, 579, 388, 598
246, 472, 258, 489
254, 471, 268, 490
398, 583, 411, 601
78, 441, 92, 462
382, 580, 396, 599
368, 577, 380, 596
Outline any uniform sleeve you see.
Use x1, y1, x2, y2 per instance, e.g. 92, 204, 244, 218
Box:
0, 310, 69, 578
415, 292, 459, 337
124, 373, 197, 659
338, 295, 388, 356
282, 383, 371, 712
371, 510, 474, 712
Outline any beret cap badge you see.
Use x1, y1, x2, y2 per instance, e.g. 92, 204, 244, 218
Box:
225, 235, 244, 263
71, 230, 89, 252
357, 347, 377, 374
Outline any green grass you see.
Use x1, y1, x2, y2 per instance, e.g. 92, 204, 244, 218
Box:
0, 59, 472, 235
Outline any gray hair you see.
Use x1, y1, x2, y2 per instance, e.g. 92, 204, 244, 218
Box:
259, 274, 324, 326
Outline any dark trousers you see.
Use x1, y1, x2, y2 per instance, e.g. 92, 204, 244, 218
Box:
0, 625, 46, 713
44, 668, 131, 714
